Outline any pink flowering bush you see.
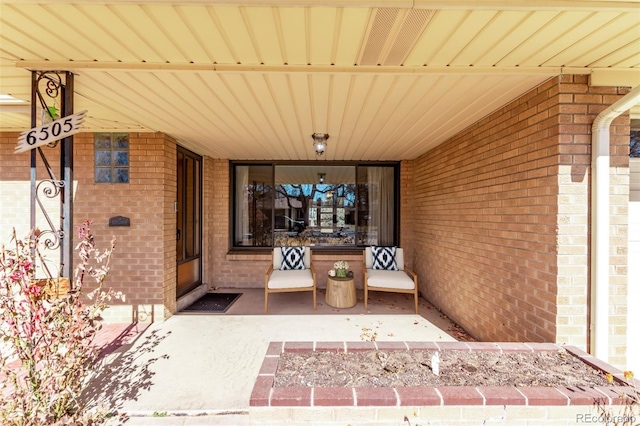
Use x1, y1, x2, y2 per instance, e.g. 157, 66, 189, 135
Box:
0, 220, 116, 425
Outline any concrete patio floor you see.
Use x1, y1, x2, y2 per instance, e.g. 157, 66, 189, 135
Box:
93, 289, 467, 425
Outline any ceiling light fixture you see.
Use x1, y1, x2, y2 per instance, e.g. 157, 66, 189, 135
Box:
311, 133, 329, 156
318, 173, 325, 184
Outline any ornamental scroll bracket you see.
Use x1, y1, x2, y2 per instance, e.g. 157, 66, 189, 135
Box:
28, 70, 75, 284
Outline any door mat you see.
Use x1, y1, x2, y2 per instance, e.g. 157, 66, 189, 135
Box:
182, 293, 242, 313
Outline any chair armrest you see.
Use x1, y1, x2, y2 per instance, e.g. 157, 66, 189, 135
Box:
309, 263, 317, 281
404, 266, 418, 282
264, 262, 274, 291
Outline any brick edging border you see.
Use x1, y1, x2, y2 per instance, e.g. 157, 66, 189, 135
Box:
250, 341, 638, 407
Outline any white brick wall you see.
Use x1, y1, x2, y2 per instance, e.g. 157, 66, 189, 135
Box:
628, 158, 640, 373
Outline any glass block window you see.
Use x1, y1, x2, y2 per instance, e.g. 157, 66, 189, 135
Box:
94, 133, 129, 183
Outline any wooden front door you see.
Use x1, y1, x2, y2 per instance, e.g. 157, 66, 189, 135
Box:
176, 146, 202, 298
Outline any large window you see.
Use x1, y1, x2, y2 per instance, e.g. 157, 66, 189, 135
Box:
232, 163, 398, 249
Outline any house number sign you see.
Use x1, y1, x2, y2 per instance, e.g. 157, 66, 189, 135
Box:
15, 110, 87, 154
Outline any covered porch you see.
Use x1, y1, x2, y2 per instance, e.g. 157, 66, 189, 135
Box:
1, 0, 639, 374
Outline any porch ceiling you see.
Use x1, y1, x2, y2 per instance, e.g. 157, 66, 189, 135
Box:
1, 1, 639, 161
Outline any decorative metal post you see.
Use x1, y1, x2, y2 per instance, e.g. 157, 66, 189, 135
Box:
61, 72, 74, 279
30, 73, 37, 232
28, 70, 76, 282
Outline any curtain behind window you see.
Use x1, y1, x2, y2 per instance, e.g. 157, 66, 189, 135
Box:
234, 165, 273, 247
235, 166, 250, 245
367, 167, 394, 246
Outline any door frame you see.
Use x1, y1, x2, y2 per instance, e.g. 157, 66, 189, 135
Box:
176, 145, 203, 298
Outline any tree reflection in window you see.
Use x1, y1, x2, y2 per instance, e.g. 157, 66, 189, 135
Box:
274, 166, 356, 247
232, 163, 397, 248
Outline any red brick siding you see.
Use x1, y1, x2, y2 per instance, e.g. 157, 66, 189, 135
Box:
160, 136, 177, 317
202, 157, 216, 288
400, 160, 415, 270
0, 131, 176, 322
74, 132, 177, 321
209, 159, 256, 288
409, 76, 628, 361
411, 78, 563, 344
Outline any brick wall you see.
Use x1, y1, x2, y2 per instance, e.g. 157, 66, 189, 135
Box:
400, 160, 415, 270
410, 78, 562, 344
556, 76, 629, 367
160, 135, 178, 318
202, 157, 216, 288
409, 75, 629, 367
0, 131, 176, 322
74, 132, 177, 322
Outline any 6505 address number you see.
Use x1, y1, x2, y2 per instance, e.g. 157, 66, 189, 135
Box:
25, 118, 74, 145
15, 110, 87, 154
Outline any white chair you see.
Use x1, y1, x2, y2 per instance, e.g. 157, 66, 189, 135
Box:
363, 246, 419, 314
265, 246, 316, 313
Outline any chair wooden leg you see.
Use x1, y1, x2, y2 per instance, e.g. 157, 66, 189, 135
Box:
313, 289, 317, 310
414, 289, 419, 314
364, 285, 368, 310
264, 288, 269, 314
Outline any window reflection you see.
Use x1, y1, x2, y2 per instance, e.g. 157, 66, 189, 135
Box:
233, 163, 396, 248
274, 166, 356, 247
234, 165, 274, 247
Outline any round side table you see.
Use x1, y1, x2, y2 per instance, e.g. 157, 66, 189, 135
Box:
325, 275, 356, 308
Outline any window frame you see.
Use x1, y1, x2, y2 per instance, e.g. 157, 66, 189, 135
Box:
229, 160, 400, 252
